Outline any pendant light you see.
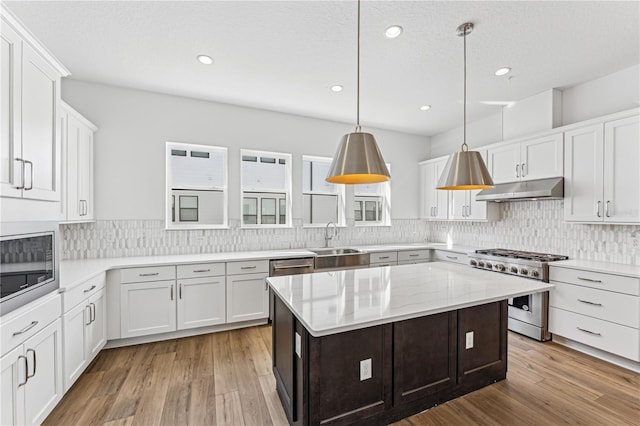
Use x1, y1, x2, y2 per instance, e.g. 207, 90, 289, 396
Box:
326, 0, 390, 185
437, 22, 494, 190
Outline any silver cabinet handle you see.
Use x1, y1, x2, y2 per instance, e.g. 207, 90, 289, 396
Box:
379, 256, 390, 260
26, 349, 36, 379
515, 164, 520, 178
577, 276, 602, 283
240, 266, 257, 270
435, 206, 438, 217
576, 327, 601, 336
446, 255, 458, 260
577, 299, 602, 307
605, 201, 611, 218
179, 284, 182, 299
14, 158, 26, 189
193, 269, 211, 273
17, 355, 28, 387
596, 201, 601, 218
78, 200, 83, 216
85, 305, 92, 326
273, 264, 312, 270
24, 160, 33, 190
432, 206, 435, 217
12, 321, 39, 336
90, 303, 96, 322
521, 163, 526, 177
139, 272, 159, 277
170, 285, 174, 301
84, 285, 97, 293
409, 254, 420, 257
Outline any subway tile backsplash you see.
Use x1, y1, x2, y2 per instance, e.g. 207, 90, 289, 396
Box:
61, 201, 640, 265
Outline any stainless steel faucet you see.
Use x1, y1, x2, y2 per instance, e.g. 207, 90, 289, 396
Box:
324, 222, 337, 247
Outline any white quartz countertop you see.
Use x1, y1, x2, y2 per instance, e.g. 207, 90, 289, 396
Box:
267, 262, 553, 337
356, 243, 475, 254
550, 259, 640, 278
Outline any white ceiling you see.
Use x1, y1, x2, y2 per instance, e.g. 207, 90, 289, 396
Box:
5, 1, 640, 136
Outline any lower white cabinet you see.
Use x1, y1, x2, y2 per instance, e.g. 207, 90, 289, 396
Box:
121, 280, 176, 339
177, 276, 226, 329
1, 319, 63, 426
226, 272, 270, 323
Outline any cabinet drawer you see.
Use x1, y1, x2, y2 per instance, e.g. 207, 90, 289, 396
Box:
1, 292, 61, 355
371, 261, 398, 267
434, 250, 467, 265
120, 265, 176, 283
398, 250, 429, 262
550, 282, 639, 328
177, 263, 225, 279
370, 252, 397, 264
549, 307, 640, 361
226, 260, 269, 276
549, 267, 639, 296
62, 272, 106, 313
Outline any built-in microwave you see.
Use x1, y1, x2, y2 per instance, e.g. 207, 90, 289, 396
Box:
0, 222, 60, 316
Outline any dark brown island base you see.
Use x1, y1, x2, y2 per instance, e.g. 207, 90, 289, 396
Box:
272, 295, 508, 425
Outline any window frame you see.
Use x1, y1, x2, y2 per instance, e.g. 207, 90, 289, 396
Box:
240, 149, 292, 228
353, 163, 391, 227
301, 155, 346, 227
165, 141, 228, 230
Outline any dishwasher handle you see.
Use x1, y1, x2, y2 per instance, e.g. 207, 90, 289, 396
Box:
269, 258, 315, 277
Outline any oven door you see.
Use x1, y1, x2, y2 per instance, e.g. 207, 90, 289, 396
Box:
508, 291, 548, 327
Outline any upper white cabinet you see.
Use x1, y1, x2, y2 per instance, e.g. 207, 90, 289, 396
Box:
419, 157, 448, 220
0, 8, 69, 202
448, 149, 499, 222
487, 133, 563, 184
60, 102, 97, 222
564, 114, 639, 224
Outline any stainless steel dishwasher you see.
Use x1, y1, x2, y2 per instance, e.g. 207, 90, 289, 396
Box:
268, 257, 315, 322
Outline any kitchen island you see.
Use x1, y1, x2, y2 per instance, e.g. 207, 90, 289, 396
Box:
267, 262, 553, 425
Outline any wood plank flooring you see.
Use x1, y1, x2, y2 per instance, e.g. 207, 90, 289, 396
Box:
44, 328, 640, 426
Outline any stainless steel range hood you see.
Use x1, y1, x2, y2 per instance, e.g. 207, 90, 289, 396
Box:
475, 177, 564, 202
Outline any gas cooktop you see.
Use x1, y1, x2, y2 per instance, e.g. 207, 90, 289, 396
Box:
468, 248, 568, 281
474, 249, 569, 262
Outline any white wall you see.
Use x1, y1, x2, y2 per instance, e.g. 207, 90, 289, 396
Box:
428, 113, 503, 159
61, 80, 429, 221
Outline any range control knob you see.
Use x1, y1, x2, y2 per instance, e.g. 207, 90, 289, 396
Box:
510, 266, 518, 273
520, 268, 529, 275
531, 270, 540, 278
478, 261, 485, 267
495, 264, 506, 272
470, 259, 477, 266
485, 262, 493, 269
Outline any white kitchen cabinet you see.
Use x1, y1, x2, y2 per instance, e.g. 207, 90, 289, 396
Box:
61, 101, 97, 222
226, 260, 270, 323
121, 280, 177, 338
448, 150, 499, 222
564, 114, 640, 224
369, 251, 398, 267
0, 345, 26, 426
0, 10, 69, 202
419, 157, 448, 220
487, 133, 563, 184
177, 263, 226, 330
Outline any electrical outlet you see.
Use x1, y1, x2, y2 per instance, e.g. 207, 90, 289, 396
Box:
295, 332, 301, 358
360, 358, 372, 381
465, 331, 474, 349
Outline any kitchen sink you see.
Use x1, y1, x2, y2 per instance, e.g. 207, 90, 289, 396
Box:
309, 247, 370, 271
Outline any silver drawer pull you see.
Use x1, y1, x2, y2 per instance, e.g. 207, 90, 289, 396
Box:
409, 254, 420, 257
378, 256, 390, 260
577, 299, 602, 307
446, 255, 458, 260
240, 266, 257, 270
12, 321, 39, 336
84, 285, 97, 293
577, 277, 602, 283
139, 272, 160, 277
576, 327, 601, 336
193, 269, 211, 273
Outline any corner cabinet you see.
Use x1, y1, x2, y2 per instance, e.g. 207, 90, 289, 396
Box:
419, 157, 449, 220
564, 114, 640, 224
60, 102, 97, 222
0, 8, 69, 202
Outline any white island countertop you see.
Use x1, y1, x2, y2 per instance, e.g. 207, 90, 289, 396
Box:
267, 262, 553, 337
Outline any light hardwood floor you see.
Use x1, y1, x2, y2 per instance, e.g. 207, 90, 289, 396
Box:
44, 327, 640, 426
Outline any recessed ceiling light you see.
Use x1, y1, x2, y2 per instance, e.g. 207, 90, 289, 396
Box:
330, 85, 344, 92
385, 25, 403, 39
419, 105, 431, 111
197, 55, 214, 65
495, 67, 511, 76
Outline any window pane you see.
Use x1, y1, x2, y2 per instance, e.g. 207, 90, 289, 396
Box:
365, 201, 377, 221
171, 148, 225, 188
304, 194, 338, 224
354, 201, 363, 221
191, 151, 210, 158
279, 198, 287, 224
261, 198, 276, 224
242, 158, 287, 191
171, 149, 187, 156
180, 196, 198, 209
243, 198, 257, 215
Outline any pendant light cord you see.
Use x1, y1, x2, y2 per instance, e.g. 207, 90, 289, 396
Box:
462, 27, 468, 152
356, 0, 361, 132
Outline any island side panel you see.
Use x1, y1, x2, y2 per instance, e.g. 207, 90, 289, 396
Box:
273, 295, 296, 423
457, 300, 508, 392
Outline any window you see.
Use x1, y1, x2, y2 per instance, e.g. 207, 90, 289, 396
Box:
354, 164, 391, 226
302, 156, 346, 226
241, 149, 292, 227
166, 142, 228, 229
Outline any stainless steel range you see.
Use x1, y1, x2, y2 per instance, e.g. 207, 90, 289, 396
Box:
468, 249, 568, 341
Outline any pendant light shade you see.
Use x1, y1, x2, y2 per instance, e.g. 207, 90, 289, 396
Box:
437, 22, 493, 190
326, 0, 390, 185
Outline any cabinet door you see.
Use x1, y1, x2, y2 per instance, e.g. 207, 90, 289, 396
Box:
564, 125, 604, 222
120, 280, 176, 338
62, 302, 90, 391
487, 142, 520, 184
177, 276, 226, 330
604, 116, 640, 223
520, 133, 563, 181
448, 190, 467, 220
226, 273, 269, 323
20, 42, 61, 202
65, 113, 82, 221
87, 289, 107, 358
24, 319, 63, 426
433, 159, 449, 219
1, 22, 23, 198
77, 122, 94, 220
0, 345, 26, 426
418, 163, 431, 219
467, 190, 489, 221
